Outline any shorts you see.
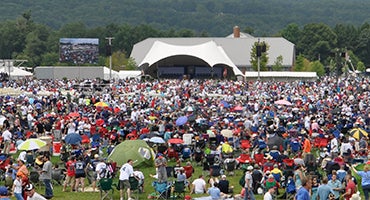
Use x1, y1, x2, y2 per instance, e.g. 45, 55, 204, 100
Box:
64, 175, 76, 185
119, 180, 130, 190
75, 173, 86, 179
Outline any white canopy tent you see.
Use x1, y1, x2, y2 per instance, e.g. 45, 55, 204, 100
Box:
139, 41, 244, 76
103, 67, 120, 80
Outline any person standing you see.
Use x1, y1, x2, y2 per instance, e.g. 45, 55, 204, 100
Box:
244, 166, 255, 200
317, 177, 334, 200
39, 155, 53, 199
296, 176, 312, 200
119, 159, 134, 200
63, 156, 76, 192
154, 154, 167, 183
328, 172, 342, 200
12, 175, 23, 200
342, 174, 356, 200
74, 156, 87, 192
1, 126, 12, 154
352, 164, 370, 200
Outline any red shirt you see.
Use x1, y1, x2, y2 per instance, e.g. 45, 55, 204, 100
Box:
66, 160, 76, 177
345, 180, 356, 200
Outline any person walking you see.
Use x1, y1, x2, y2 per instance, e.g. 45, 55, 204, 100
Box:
12, 175, 24, 200
119, 159, 134, 200
264, 186, 276, 200
1, 126, 12, 154
317, 177, 334, 200
39, 155, 53, 199
352, 163, 370, 200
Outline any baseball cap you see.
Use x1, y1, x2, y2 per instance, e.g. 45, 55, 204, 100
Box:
24, 184, 34, 191
221, 175, 226, 179
0, 186, 7, 196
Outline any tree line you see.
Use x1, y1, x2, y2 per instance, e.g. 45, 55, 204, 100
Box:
1, 13, 370, 76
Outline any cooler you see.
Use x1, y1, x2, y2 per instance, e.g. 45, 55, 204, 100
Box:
53, 142, 61, 156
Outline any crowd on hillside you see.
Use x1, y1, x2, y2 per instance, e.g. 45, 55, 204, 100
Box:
0, 75, 369, 200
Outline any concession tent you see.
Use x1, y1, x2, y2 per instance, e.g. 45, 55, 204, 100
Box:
138, 41, 244, 78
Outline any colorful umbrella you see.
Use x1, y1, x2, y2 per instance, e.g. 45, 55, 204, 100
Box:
95, 119, 105, 126
94, 101, 109, 107
233, 105, 244, 112
175, 116, 188, 126
64, 133, 82, 145
81, 135, 90, 144
349, 127, 368, 140
168, 138, 184, 144
17, 139, 47, 151
274, 99, 292, 106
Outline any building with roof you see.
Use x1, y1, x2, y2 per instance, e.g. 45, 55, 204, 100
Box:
130, 26, 296, 79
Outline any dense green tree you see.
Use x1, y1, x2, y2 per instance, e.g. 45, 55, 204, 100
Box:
357, 61, 365, 72
279, 23, 301, 44
333, 24, 358, 51
309, 60, 325, 76
297, 23, 337, 65
355, 23, 370, 65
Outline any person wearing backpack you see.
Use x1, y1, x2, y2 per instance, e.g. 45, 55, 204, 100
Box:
63, 156, 76, 192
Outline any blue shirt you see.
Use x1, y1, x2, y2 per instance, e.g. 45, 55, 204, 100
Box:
317, 184, 334, 200
358, 171, 370, 186
328, 179, 341, 199
296, 187, 310, 200
208, 186, 221, 200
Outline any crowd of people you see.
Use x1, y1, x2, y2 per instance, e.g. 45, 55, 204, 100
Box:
0, 75, 369, 200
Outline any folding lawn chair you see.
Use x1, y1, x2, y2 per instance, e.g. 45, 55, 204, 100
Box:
98, 178, 116, 200
153, 181, 172, 199
171, 181, 186, 199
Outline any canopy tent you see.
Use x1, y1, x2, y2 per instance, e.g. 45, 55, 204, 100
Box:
118, 70, 142, 79
139, 41, 244, 77
103, 67, 120, 80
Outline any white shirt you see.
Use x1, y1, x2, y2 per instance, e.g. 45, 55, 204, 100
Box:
28, 191, 47, 200
192, 178, 206, 194
2, 129, 12, 141
13, 178, 22, 193
119, 163, 133, 181
264, 192, 273, 200
330, 138, 339, 153
133, 170, 144, 181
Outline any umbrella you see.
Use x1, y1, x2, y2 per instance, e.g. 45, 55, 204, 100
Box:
176, 116, 188, 126
94, 101, 109, 107
149, 116, 157, 120
233, 105, 244, 112
220, 101, 230, 108
68, 112, 80, 118
81, 135, 90, 144
221, 129, 233, 138
95, 119, 105, 126
149, 136, 165, 144
17, 139, 47, 151
64, 133, 82, 145
349, 127, 368, 140
274, 99, 292, 106
168, 138, 184, 144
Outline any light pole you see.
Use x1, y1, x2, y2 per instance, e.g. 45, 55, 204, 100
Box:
105, 37, 114, 80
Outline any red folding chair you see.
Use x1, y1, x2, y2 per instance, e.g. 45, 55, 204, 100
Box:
236, 154, 252, 164
254, 153, 266, 166
240, 139, 251, 150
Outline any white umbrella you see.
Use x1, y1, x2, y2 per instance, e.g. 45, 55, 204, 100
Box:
221, 129, 233, 138
149, 136, 166, 144
17, 139, 47, 151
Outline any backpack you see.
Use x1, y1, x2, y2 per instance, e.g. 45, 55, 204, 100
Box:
239, 172, 246, 187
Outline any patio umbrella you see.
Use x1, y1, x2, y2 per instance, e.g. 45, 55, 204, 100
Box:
17, 139, 47, 151
176, 116, 188, 126
221, 129, 233, 138
149, 136, 166, 144
68, 112, 80, 118
274, 100, 292, 106
349, 127, 368, 140
168, 138, 184, 144
95, 119, 105, 126
94, 101, 109, 107
64, 133, 82, 145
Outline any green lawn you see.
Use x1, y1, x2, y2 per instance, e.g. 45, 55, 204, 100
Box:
4, 154, 266, 200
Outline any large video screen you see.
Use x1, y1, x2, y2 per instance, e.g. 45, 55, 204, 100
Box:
59, 38, 99, 64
